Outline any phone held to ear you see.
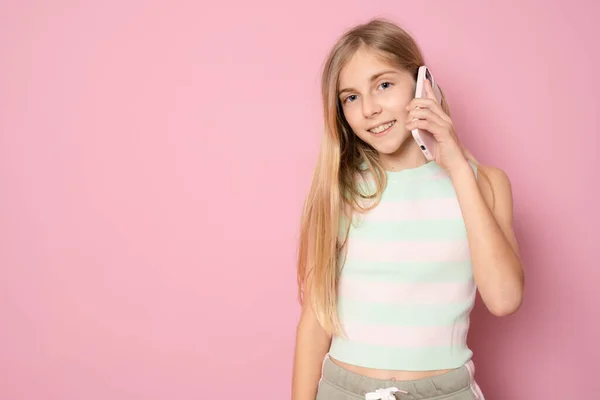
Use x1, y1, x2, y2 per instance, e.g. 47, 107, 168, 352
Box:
411, 66, 443, 161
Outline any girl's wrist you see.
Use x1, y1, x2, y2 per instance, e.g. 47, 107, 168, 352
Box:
447, 159, 473, 181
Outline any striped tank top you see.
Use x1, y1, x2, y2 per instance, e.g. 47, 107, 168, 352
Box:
328, 160, 478, 371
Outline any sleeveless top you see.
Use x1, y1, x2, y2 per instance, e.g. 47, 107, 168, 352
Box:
328, 160, 478, 371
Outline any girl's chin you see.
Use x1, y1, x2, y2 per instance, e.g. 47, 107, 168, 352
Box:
371, 132, 410, 154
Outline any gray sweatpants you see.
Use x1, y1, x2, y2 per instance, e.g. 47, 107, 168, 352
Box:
316, 355, 485, 399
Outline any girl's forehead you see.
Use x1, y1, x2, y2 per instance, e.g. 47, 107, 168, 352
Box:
342, 48, 394, 74
338, 52, 408, 89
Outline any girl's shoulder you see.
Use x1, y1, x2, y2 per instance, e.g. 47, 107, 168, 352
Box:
475, 163, 520, 259
475, 163, 513, 213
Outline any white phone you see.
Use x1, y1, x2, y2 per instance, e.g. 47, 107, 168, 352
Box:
411, 66, 443, 161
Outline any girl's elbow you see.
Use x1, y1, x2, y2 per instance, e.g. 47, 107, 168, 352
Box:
488, 291, 523, 317
489, 265, 525, 317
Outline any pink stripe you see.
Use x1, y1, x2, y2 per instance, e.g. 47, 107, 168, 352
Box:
344, 238, 471, 263
465, 361, 485, 399
427, 169, 450, 180
342, 320, 470, 348
339, 276, 476, 305
471, 383, 485, 399
355, 197, 462, 221
465, 360, 475, 379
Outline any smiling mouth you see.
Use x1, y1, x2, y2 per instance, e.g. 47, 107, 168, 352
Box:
368, 120, 396, 134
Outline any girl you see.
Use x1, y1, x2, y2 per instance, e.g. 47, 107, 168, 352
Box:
292, 18, 524, 400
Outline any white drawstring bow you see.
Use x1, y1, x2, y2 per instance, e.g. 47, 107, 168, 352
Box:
364, 386, 408, 400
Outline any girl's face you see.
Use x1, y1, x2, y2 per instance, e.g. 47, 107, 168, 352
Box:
338, 47, 417, 160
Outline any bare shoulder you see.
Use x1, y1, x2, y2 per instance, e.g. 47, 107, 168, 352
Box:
475, 164, 513, 212
475, 163, 520, 255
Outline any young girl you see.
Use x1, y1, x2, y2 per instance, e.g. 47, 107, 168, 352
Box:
292, 18, 524, 400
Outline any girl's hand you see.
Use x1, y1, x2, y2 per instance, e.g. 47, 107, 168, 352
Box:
404, 79, 469, 176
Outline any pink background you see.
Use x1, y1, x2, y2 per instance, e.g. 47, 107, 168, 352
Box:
1, 1, 598, 399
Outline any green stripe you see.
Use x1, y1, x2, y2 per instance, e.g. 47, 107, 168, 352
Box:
347, 219, 467, 241
381, 180, 457, 201
340, 259, 473, 282
349, 160, 476, 202
329, 339, 472, 371
338, 298, 473, 326
352, 179, 458, 202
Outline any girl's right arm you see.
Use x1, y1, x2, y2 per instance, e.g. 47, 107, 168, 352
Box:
291, 299, 331, 400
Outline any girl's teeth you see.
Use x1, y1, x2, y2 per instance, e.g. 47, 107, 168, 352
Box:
370, 121, 395, 133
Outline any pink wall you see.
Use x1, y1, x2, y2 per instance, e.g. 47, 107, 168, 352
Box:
1, 1, 598, 398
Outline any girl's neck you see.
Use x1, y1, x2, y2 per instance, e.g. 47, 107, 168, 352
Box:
379, 138, 430, 172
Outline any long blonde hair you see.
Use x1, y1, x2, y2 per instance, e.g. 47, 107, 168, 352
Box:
296, 18, 483, 336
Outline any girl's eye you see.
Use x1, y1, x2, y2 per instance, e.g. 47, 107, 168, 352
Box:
345, 94, 357, 103
343, 82, 391, 104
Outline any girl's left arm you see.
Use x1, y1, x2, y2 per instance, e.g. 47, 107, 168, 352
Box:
405, 79, 524, 316
406, 80, 524, 316
450, 162, 524, 316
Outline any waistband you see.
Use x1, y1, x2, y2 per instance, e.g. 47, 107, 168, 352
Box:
320, 356, 481, 399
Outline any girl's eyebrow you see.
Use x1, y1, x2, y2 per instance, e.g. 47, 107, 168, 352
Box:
338, 70, 397, 97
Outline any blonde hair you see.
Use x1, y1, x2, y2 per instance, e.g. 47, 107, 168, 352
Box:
296, 18, 484, 336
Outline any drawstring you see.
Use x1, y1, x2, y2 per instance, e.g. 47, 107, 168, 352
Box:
365, 387, 408, 400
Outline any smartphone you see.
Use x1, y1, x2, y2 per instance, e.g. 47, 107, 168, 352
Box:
411, 66, 443, 161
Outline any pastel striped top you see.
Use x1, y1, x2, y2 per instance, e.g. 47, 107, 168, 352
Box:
328, 160, 478, 371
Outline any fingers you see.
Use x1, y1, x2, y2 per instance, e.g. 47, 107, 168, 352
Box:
407, 107, 446, 128
423, 78, 437, 101
406, 80, 451, 123
405, 118, 444, 137
405, 105, 456, 141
